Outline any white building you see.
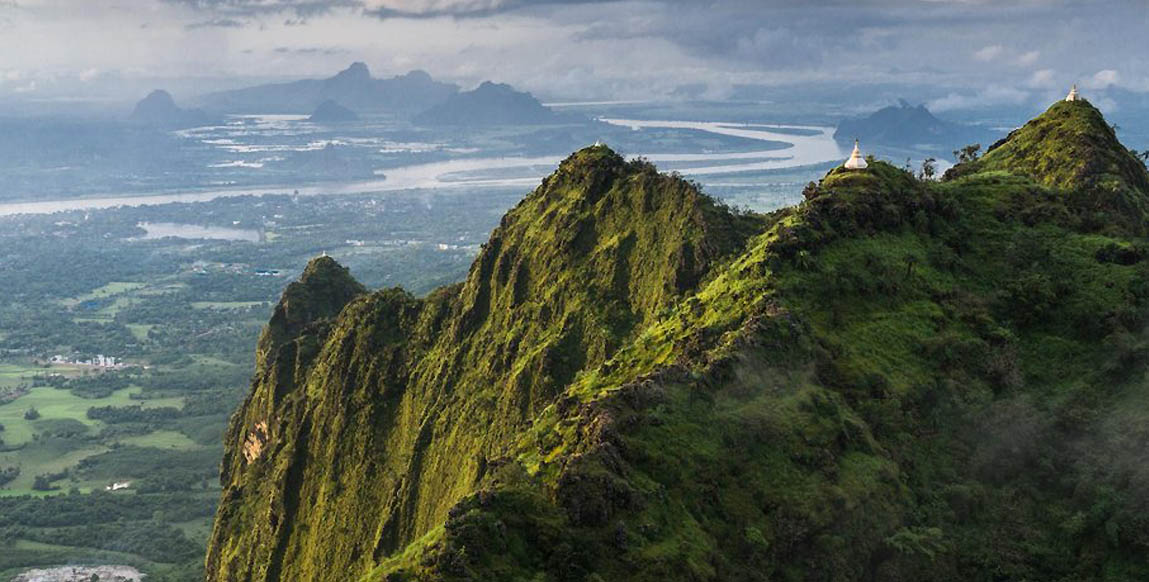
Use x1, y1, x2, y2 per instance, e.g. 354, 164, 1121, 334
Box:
844, 140, 869, 170
1066, 84, 1080, 102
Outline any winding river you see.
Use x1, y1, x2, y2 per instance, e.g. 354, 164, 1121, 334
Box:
0, 120, 842, 217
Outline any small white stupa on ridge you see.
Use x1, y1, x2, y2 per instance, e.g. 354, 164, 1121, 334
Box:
1066, 84, 1080, 102
844, 139, 868, 170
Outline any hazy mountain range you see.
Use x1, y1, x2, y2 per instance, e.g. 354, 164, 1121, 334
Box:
193, 62, 457, 115
137, 63, 578, 128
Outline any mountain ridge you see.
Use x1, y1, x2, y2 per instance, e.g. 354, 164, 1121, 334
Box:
208, 101, 1149, 581
195, 63, 459, 114
206, 145, 759, 581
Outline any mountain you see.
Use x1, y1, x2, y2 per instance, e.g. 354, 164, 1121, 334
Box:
413, 81, 566, 126
834, 100, 995, 152
979, 99, 1149, 194
308, 99, 359, 123
953, 98, 1149, 233
129, 90, 210, 128
207, 104, 1149, 581
196, 63, 458, 114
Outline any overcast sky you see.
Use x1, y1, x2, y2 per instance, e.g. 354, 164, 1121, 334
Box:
0, 0, 1145, 107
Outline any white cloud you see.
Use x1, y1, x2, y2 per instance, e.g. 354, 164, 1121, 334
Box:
0, 0, 1148, 104
1093, 96, 1117, 113
1016, 50, 1039, 66
1027, 68, 1055, 88
928, 85, 1031, 112
973, 44, 1004, 62
361, 0, 511, 15
1085, 69, 1119, 89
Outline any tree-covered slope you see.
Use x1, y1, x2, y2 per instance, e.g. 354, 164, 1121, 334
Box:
207, 104, 1149, 582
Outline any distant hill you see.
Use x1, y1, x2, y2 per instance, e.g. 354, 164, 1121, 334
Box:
413, 81, 568, 126
129, 90, 210, 128
835, 100, 995, 152
196, 63, 458, 114
308, 100, 358, 123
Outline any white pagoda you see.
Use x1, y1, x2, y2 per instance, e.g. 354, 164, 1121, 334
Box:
1066, 84, 1080, 102
844, 140, 868, 170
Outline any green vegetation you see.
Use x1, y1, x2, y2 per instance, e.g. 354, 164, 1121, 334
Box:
960, 99, 1149, 233
207, 101, 1149, 581
0, 491, 217, 581
0, 187, 529, 578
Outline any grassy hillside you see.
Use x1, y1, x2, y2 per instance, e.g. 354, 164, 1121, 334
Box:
960, 99, 1149, 233
208, 103, 1149, 581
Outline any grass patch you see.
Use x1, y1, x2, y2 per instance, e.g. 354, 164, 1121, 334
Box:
60, 281, 148, 308
0, 386, 184, 445
116, 429, 204, 450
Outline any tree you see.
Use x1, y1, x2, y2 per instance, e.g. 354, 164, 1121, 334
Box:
802, 181, 821, 201
919, 157, 937, 180
24, 407, 40, 421
953, 144, 981, 164
1134, 149, 1149, 168
903, 254, 919, 278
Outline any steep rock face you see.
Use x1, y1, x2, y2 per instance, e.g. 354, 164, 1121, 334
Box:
210, 103, 1149, 582
206, 146, 756, 582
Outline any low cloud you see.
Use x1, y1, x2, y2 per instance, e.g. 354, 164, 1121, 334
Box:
1016, 50, 1040, 66
3, 0, 1147, 104
1085, 69, 1120, 89
273, 46, 351, 55
364, 0, 511, 16
185, 17, 246, 29
928, 85, 1031, 112
165, 0, 359, 18
1027, 68, 1056, 88
974, 44, 1004, 62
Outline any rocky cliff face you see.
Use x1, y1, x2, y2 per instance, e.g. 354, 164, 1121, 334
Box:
208, 103, 1149, 582
206, 146, 757, 581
